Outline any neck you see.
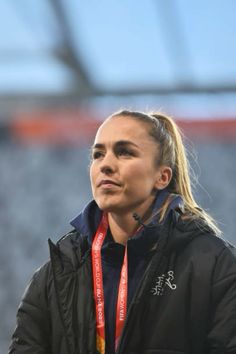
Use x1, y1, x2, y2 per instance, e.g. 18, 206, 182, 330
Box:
107, 213, 138, 245
107, 204, 153, 245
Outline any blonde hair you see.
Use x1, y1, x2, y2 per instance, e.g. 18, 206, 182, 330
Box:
111, 109, 221, 236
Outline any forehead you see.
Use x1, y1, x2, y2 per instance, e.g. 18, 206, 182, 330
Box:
94, 116, 151, 144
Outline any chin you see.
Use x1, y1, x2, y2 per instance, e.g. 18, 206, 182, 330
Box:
97, 202, 117, 213
96, 198, 123, 213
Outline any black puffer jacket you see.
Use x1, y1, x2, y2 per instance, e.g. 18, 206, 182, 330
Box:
8, 204, 236, 354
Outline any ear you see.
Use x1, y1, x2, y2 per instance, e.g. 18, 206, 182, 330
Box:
154, 166, 172, 190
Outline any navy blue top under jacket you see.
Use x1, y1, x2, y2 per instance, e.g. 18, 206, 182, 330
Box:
70, 190, 184, 353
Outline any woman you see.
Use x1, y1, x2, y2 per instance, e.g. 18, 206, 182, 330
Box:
9, 110, 236, 354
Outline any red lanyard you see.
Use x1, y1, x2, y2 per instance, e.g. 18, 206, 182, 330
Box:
91, 213, 128, 354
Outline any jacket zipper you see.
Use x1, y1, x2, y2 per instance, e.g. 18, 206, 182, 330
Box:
116, 250, 159, 354
116, 239, 169, 354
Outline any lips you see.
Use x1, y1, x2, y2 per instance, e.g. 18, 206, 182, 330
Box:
97, 179, 121, 187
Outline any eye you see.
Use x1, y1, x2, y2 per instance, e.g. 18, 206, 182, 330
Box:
92, 150, 104, 160
117, 147, 133, 157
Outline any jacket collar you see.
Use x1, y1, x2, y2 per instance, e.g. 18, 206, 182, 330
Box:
70, 189, 184, 249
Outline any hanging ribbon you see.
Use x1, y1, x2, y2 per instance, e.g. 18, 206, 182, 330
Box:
92, 213, 128, 353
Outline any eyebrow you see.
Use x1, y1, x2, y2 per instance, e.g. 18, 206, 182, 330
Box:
92, 140, 139, 150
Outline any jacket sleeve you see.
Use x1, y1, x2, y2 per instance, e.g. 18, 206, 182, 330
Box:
207, 245, 236, 354
8, 263, 51, 354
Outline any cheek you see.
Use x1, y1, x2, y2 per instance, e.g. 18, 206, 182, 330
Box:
89, 165, 96, 189
134, 168, 158, 194
123, 163, 154, 185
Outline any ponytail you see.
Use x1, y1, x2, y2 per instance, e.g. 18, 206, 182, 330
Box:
111, 109, 221, 236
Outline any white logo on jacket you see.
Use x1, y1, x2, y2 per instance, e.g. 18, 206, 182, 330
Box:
151, 270, 177, 296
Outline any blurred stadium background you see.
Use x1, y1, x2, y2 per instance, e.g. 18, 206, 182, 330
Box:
1, 1, 236, 352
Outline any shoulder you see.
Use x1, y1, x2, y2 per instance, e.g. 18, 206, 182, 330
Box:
187, 231, 234, 258
188, 232, 236, 277
172, 217, 236, 276
18, 260, 52, 314
175, 216, 234, 254
26, 229, 83, 289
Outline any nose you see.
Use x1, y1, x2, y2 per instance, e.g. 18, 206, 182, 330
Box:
100, 151, 117, 175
